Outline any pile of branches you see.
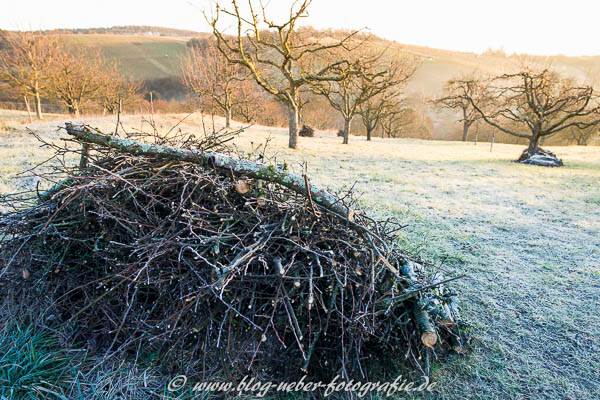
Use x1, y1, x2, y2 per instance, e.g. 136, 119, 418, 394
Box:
299, 125, 315, 137
0, 124, 465, 384
517, 147, 564, 167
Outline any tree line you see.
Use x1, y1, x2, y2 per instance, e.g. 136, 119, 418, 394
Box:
0, 26, 424, 141
0, 31, 139, 120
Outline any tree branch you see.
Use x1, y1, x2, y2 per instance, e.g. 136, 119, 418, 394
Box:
64, 123, 353, 219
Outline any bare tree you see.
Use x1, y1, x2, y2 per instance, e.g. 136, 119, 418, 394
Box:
313, 48, 411, 144
380, 103, 413, 138
0, 31, 61, 119
96, 63, 141, 115
359, 92, 389, 141
357, 53, 414, 141
208, 0, 359, 148
433, 74, 484, 142
467, 69, 600, 160
180, 39, 249, 128
564, 117, 598, 145
235, 78, 262, 123
48, 48, 104, 116
360, 83, 412, 141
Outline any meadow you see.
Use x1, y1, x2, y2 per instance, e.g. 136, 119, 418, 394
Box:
63, 34, 191, 79
0, 110, 599, 399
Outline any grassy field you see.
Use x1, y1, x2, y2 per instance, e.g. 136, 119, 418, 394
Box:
1, 110, 599, 399
63, 34, 192, 79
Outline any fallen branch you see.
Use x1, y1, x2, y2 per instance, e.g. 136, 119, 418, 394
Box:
411, 301, 438, 348
64, 123, 352, 219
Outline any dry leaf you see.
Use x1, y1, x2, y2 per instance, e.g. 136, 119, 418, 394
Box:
234, 180, 250, 194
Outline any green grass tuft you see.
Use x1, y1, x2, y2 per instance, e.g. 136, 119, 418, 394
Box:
0, 324, 70, 400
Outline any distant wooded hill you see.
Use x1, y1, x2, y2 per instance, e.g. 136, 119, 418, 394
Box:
42, 26, 201, 37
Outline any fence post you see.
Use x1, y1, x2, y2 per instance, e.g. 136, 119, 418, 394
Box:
114, 95, 122, 136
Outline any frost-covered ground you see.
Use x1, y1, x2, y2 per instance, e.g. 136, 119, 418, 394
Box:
1, 111, 599, 399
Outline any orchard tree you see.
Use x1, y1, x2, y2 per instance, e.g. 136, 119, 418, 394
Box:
48, 49, 104, 116
434, 74, 484, 141
180, 38, 249, 128
380, 102, 412, 138
209, 0, 359, 148
235, 78, 263, 123
467, 69, 600, 161
357, 51, 415, 141
0, 31, 61, 119
359, 92, 390, 141
359, 85, 411, 141
96, 63, 141, 115
564, 116, 599, 145
312, 48, 412, 144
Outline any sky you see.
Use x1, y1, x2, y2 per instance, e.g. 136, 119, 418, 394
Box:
2, 0, 599, 56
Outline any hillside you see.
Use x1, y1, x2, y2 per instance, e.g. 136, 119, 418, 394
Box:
62, 34, 200, 80
60, 32, 600, 94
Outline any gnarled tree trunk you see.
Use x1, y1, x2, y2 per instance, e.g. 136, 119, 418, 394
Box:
225, 108, 232, 128
528, 132, 541, 154
34, 91, 43, 120
462, 120, 471, 142
342, 117, 350, 144
289, 104, 299, 149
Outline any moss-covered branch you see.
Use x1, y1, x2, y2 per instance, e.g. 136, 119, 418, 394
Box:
64, 123, 352, 218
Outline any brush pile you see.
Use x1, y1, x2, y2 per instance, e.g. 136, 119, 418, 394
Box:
517, 147, 564, 167
299, 125, 315, 137
0, 124, 465, 383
